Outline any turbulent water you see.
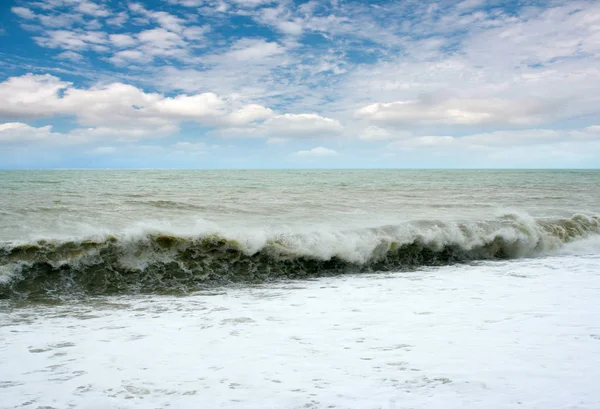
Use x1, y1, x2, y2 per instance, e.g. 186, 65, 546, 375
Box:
2, 170, 600, 408
1, 170, 599, 299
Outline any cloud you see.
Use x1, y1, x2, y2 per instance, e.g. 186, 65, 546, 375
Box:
55, 50, 84, 61
358, 126, 394, 141
34, 30, 109, 51
150, 11, 186, 33
0, 74, 72, 118
585, 125, 600, 134
152, 93, 226, 119
106, 28, 191, 64
262, 114, 343, 137
69, 125, 179, 141
172, 141, 207, 153
221, 39, 285, 61
109, 34, 137, 48
109, 50, 151, 65
11, 7, 36, 19
294, 146, 339, 157
76, 1, 110, 18
107, 11, 128, 27
137, 28, 186, 53
387, 128, 600, 151
3, 0, 600, 168
356, 97, 565, 127
227, 104, 274, 125
212, 113, 343, 140
0, 74, 279, 142
0, 122, 59, 144
0, 122, 100, 145
231, 0, 275, 8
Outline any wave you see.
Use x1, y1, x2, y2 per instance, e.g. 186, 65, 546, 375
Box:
1, 213, 599, 299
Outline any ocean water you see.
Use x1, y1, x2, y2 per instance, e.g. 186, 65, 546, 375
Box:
1, 170, 600, 408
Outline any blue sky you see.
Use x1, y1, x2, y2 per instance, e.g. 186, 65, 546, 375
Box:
0, 0, 599, 168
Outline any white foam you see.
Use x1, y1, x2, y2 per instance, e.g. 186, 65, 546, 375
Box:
2, 254, 600, 408
0, 263, 18, 285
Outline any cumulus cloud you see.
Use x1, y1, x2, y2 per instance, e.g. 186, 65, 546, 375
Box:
152, 93, 226, 119
294, 146, 339, 157
109, 34, 137, 48
262, 114, 343, 137
0, 74, 235, 123
0, 74, 342, 146
227, 104, 274, 125
0, 74, 278, 141
356, 97, 564, 127
0, 123, 59, 144
0, 74, 71, 118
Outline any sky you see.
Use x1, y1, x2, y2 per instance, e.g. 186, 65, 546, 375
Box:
0, 0, 599, 169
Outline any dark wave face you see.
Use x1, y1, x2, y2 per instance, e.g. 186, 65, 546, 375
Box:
1, 214, 598, 300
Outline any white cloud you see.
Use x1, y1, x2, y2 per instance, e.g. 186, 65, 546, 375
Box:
69, 125, 179, 142
109, 34, 137, 48
223, 39, 284, 61
152, 93, 226, 119
0, 74, 71, 118
275, 20, 303, 35
294, 146, 339, 156
0, 122, 58, 144
0, 122, 99, 145
109, 49, 151, 65
227, 104, 274, 125
387, 128, 600, 151
585, 125, 600, 134
36, 13, 83, 29
182, 26, 207, 41
150, 11, 186, 33
231, 0, 275, 8
132, 28, 188, 61
34, 30, 108, 51
107, 11, 128, 26
262, 114, 343, 137
4, 0, 600, 167
256, 6, 305, 35
359, 126, 394, 141
55, 50, 84, 61
356, 97, 564, 127
212, 113, 344, 139
0, 74, 279, 142
173, 141, 207, 152
76, 1, 110, 17
11, 7, 36, 19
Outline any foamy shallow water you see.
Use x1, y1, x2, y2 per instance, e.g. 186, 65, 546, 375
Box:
2, 247, 600, 409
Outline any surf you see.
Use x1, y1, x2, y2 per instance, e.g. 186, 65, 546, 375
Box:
1, 213, 598, 299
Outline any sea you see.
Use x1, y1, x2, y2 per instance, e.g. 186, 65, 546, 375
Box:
1, 169, 600, 409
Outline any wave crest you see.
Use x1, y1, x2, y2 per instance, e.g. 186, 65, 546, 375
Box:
1, 213, 598, 299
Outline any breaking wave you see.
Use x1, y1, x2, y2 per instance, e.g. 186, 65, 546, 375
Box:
1, 213, 599, 299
